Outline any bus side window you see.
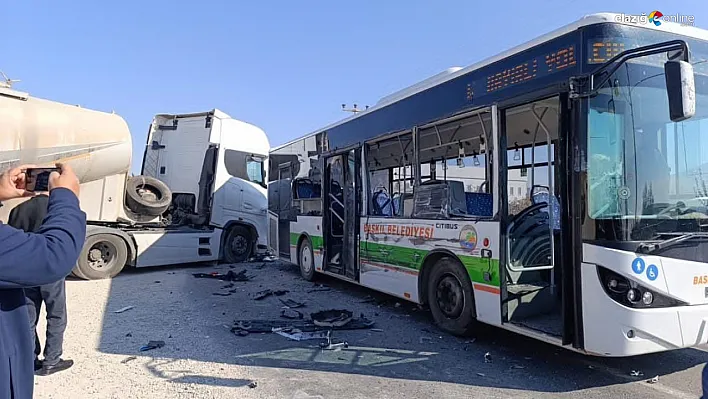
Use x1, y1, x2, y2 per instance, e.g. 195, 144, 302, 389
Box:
366, 132, 414, 218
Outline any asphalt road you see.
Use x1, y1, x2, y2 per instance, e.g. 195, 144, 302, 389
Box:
36, 260, 708, 398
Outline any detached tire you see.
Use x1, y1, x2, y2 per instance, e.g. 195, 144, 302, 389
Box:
298, 237, 315, 281
427, 257, 477, 336
74, 234, 128, 280
223, 226, 253, 264
125, 175, 172, 216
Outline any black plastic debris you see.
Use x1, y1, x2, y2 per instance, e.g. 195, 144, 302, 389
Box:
121, 356, 137, 364
273, 290, 289, 296
192, 270, 251, 282
279, 298, 305, 308
311, 309, 353, 327
140, 340, 165, 352
248, 381, 258, 389
280, 309, 303, 319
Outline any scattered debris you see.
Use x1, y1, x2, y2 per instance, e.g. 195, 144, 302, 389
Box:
279, 298, 305, 308
647, 376, 659, 384
139, 340, 165, 352
370, 328, 384, 332
125, 333, 132, 338
360, 295, 376, 304
319, 330, 348, 350
419, 337, 433, 344
307, 284, 330, 293
274, 330, 328, 341
192, 270, 251, 282
476, 373, 486, 377
121, 356, 137, 364
222, 283, 235, 289
248, 381, 258, 389
311, 310, 353, 327
510, 365, 525, 370
394, 302, 401, 308
630, 370, 644, 377
213, 292, 232, 297
231, 315, 374, 335
235, 330, 250, 337
280, 309, 304, 319
273, 290, 289, 296
154, 280, 161, 284
113, 306, 134, 314
484, 352, 492, 363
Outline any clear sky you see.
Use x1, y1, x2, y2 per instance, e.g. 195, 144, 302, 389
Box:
2, 1, 705, 174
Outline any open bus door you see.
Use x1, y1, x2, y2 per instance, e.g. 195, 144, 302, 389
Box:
497, 94, 580, 348
322, 147, 361, 281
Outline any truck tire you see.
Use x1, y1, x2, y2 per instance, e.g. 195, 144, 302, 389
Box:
223, 226, 253, 264
74, 234, 128, 280
125, 175, 172, 216
427, 257, 477, 336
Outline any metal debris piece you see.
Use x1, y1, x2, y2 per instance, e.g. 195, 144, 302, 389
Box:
311, 310, 353, 327
648, 376, 659, 384
630, 370, 644, 377
476, 373, 486, 377
231, 316, 374, 335
484, 352, 492, 363
274, 330, 329, 341
510, 365, 525, 370
252, 290, 273, 300
213, 292, 232, 296
121, 356, 137, 364
248, 381, 258, 389
113, 306, 134, 314
370, 328, 384, 332
279, 298, 305, 308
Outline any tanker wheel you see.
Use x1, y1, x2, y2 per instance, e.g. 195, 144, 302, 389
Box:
74, 234, 128, 280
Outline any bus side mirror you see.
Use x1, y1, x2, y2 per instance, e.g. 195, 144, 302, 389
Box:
665, 60, 696, 122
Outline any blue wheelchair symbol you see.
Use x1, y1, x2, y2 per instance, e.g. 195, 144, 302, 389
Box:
631, 258, 646, 274
646, 264, 659, 281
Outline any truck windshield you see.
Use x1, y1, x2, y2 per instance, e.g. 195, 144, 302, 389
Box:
585, 53, 708, 242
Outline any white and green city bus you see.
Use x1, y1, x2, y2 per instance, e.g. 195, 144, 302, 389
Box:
267, 13, 708, 357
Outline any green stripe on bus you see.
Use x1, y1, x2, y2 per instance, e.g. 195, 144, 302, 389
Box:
290, 233, 500, 287
362, 242, 500, 286
290, 233, 324, 249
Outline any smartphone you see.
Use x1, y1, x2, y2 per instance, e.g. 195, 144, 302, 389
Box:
25, 167, 59, 192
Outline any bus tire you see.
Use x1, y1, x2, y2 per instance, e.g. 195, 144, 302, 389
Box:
298, 237, 316, 281
74, 234, 128, 280
427, 257, 476, 336
223, 225, 253, 264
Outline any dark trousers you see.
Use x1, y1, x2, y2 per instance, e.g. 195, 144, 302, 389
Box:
25, 279, 67, 367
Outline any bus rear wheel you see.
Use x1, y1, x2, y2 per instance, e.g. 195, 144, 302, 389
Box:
298, 238, 315, 281
427, 257, 476, 336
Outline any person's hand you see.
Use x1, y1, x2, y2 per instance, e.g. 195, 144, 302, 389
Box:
0, 164, 38, 201
49, 163, 80, 198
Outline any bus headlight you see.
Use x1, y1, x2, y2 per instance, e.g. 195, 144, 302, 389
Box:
597, 266, 686, 309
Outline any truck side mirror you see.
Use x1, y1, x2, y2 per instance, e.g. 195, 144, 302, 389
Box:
665, 60, 696, 122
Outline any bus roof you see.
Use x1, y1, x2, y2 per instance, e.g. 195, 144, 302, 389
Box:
272, 12, 708, 152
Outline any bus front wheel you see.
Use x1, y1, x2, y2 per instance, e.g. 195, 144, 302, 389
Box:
427, 257, 476, 336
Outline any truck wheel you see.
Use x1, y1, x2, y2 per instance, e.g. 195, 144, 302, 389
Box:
427, 257, 477, 336
223, 226, 252, 264
74, 234, 128, 280
125, 175, 172, 216
298, 238, 316, 281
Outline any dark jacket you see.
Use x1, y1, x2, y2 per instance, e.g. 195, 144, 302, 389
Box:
0, 189, 86, 399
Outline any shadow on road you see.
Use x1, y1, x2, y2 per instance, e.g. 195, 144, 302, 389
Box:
90, 260, 708, 394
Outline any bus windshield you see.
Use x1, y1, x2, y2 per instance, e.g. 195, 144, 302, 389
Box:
586, 52, 708, 241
